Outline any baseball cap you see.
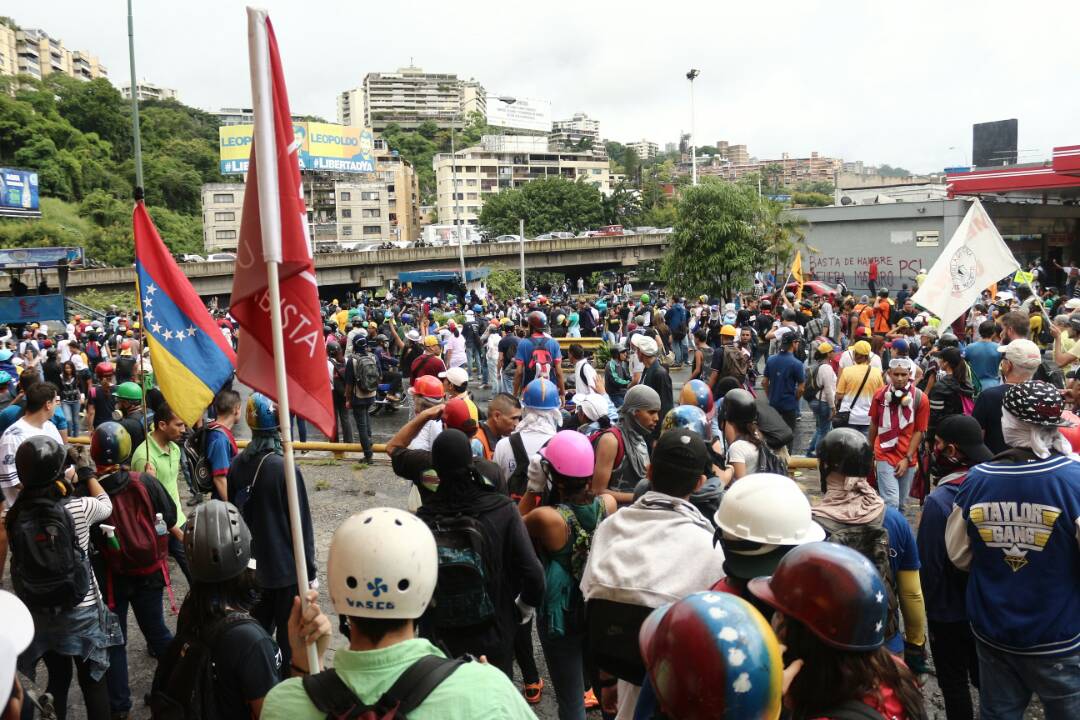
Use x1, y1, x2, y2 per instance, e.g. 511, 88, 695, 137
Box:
438, 366, 469, 387
442, 396, 479, 433
0, 590, 33, 708
650, 428, 710, 480
852, 340, 872, 355
997, 339, 1042, 370
936, 415, 994, 464
1065, 298, 1080, 310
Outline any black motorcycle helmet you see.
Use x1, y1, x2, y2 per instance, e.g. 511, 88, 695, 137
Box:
184, 500, 253, 583
527, 310, 548, 331
719, 388, 757, 424
16, 435, 68, 490
91, 421, 132, 467
938, 333, 960, 349
817, 428, 873, 483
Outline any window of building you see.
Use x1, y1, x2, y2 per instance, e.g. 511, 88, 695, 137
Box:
212, 193, 234, 204
465, 179, 477, 186
341, 209, 352, 218
362, 208, 381, 218
214, 211, 235, 222
466, 193, 478, 200
363, 225, 382, 235
592, 169, 603, 174
215, 230, 237, 240
387, 184, 396, 193
342, 225, 353, 236
361, 191, 380, 201
340, 191, 351, 201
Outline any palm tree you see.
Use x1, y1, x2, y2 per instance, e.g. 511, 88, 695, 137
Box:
759, 199, 815, 281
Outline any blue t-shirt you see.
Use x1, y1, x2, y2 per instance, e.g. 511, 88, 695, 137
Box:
882, 506, 920, 653
964, 340, 1001, 389
763, 352, 805, 412
0, 403, 68, 436
514, 335, 562, 385
206, 425, 238, 501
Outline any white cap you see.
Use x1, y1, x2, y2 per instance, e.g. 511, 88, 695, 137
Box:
576, 393, 610, 422
438, 366, 469, 387
634, 335, 659, 357
0, 590, 33, 708
997, 339, 1042, 370
1065, 298, 1080, 310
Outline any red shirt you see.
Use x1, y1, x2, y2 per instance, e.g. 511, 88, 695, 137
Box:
868, 385, 929, 465
868, 261, 879, 280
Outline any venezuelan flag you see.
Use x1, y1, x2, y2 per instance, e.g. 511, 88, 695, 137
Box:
133, 203, 236, 427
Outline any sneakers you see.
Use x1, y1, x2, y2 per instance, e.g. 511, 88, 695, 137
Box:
584, 687, 599, 709
523, 679, 544, 705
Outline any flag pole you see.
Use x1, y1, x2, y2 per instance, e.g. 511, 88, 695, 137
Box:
247, 8, 319, 673
127, 0, 150, 441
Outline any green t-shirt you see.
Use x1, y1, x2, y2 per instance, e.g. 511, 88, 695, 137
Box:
131, 435, 185, 527
261, 639, 533, 720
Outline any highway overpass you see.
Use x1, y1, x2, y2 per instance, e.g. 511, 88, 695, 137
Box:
2, 233, 670, 298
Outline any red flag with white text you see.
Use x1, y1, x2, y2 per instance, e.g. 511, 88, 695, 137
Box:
229, 15, 334, 438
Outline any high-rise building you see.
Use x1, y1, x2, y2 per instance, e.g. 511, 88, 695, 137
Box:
208, 107, 306, 126
0, 21, 107, 82
625, 140, 659, 160
120, 81, 179, 103
550, 113, 602, 152
715, 141, 749, 165
337, 66, 486, 130
664, 142, 677, 154
432, 135, 613, 226
701, 151, 842, 185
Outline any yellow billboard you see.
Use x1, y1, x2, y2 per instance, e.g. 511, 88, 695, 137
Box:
218, 122, 376, 175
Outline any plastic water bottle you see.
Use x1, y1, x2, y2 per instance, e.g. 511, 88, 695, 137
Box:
154, 513, 167, 537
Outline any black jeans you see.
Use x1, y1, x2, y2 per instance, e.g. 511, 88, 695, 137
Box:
514, 617, 540, 685
252, 584, 298, 669
779, 409, 798, 452
351, 400, 373, 460
23, 652, 110, 720
168, 533, 191, 584
928, 619, 980, 720
333, 392, 354, 444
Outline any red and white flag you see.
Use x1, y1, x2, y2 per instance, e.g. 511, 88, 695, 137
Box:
230, 10, 334, 438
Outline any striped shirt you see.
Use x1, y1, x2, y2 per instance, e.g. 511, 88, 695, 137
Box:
64, 492, 113, 607
0, 419, 63, 501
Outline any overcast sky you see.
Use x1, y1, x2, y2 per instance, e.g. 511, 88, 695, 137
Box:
17, 0, 1079, 173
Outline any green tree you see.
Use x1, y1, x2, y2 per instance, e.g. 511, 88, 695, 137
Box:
661, 179, 763, 298
791, 191, 832, 207
761, 163, 784, 193
484, 264, 523, 300
479, 177, 604, 237
605, 141, 626, 167
601, 182, 642, 225
622, 147, 640, 186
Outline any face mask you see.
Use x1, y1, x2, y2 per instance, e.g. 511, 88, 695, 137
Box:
929, 447, 963, 479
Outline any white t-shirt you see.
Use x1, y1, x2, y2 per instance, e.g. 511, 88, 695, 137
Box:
408, 419, 443, 452
494, 428, 555, 480
445, 332, 467, 369
0, 418, 64, 502
485, 332, 502, 362
839, 350, 882, 371
726, 439, 760, 474
574, 358, 598, 396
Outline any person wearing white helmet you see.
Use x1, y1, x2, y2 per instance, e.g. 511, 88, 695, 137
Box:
0, 590, 33, 719
261, 508, 535, 720
708, 473, 825, 617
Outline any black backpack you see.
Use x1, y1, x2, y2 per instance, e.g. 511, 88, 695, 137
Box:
421, 513, 496, 630
353, 354, 381, 394
804, 362, 822, 402
150, 612, 259, 720
6, 496, 91, 611
816, 515, 900, 640
506, 432, 530, 501
586, 599, 654, 684
756, 443, 790, 477
302, 655, 469, 720
182, 423, 219, 495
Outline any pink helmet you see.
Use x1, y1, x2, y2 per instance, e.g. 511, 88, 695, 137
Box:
539, 430, 595, 480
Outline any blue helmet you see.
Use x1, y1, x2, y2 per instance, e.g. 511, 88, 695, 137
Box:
473, 304, 483, 314
384, 310, 393, 320
246, 393, 279, 432
679, 378, 715, 414
660, 404, 710, 439
0, 371, 11, 386
0, 349, 12, 362
522, 378, 560, 410
401, 313, 412, 324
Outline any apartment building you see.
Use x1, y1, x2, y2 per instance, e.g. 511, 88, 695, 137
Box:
550, 113, 602, 152
1, 22, 107, 82
120, 81, 179, 102
702, 151, 842, 185
625, 140, 659, 160
337, 66, 486, 130
201, 184, 245, 252
715, 141, 749, 165
201, 141, 420, 250
432, 135, 612, 226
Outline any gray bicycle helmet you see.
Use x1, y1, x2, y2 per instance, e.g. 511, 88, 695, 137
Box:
183, 500, 252, 583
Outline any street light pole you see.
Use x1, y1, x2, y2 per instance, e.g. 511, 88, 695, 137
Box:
451, 120, 465, 286
519, 217, 526, 292
687, 69, 700, 186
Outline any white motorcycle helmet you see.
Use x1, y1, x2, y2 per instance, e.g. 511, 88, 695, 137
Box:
713, 473, 825, 576
328, 507, 438, 620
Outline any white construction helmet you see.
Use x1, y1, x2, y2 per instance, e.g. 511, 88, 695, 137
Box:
714, 473, 825, 546
328, 507, 438, 620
